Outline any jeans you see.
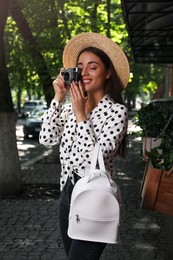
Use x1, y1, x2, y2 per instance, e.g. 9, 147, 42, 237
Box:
58, 176, 106, 260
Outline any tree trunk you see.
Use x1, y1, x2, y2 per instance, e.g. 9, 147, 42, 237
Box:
0, 0, 13, 112
106, 0, 111, 38
91, 2, 99, 32
0, 113, 21, 196
0, 0, 21, 196
17, 86, 22, 114
10, 0, 53, 106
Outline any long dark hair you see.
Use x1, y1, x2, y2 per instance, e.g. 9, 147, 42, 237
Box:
78, 47, 128, 158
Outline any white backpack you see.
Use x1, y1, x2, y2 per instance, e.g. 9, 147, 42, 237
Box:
68, 143, 121, 244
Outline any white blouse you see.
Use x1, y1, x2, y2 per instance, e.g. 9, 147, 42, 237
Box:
39, 94, 128, 191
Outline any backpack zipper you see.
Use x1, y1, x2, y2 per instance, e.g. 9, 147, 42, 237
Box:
76, 214, 80, 223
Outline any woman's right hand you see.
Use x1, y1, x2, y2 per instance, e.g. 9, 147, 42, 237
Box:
53, 74, 69, 102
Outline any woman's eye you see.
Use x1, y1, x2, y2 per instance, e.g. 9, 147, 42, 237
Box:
90, 67, 96, 70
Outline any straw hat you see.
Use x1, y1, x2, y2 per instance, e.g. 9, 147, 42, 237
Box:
62, 32, 130, 88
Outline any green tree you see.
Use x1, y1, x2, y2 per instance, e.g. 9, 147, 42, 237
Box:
125, 61, 164, 110
5, 0, 164, 107
10, 0, 53, 106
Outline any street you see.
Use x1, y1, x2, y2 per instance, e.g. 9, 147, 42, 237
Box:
16, 119, 52, 168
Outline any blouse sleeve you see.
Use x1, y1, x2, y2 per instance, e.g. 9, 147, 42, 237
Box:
39, 99, 69, 147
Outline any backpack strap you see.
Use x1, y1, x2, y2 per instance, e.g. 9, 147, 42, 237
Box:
87, 143, 112, 185
89, 143, 106, 174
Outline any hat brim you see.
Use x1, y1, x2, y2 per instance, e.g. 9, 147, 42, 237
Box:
62, 32, 130, 88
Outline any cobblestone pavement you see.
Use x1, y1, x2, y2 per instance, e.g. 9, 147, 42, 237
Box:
0, 133, 172, 259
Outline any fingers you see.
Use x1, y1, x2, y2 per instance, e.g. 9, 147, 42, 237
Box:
70, 81, 84, 99
53, 75, 64, 89
70, 82, 77, 98
70, 81, 86, 122
53, 74, 69, 102
78, 81, 85, 98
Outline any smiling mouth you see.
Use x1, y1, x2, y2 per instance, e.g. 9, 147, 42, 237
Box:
83, 80, 91, 84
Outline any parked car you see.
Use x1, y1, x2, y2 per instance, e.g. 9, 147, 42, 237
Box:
23, 107, 47, 139
21, 100, 47, 118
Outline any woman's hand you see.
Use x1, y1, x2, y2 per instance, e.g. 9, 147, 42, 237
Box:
53, 74, 69, 102
70, 81, 87, 123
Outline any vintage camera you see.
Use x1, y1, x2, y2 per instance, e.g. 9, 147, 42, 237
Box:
61, 67, 82, 86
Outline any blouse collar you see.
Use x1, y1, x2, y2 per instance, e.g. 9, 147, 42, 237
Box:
89, 94, 114, 118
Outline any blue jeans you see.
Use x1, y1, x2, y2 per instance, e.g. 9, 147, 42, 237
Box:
58, 176, 106, 260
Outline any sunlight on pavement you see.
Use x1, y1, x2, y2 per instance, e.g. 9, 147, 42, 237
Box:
117, 171, 132, 181
128, 119, 141, 134
134, 244, 155, 250
17, 141, 36, 150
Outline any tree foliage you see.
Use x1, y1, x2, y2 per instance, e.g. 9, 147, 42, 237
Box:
4, 0, 164, 110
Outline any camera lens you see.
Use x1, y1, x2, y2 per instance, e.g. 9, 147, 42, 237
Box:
64, 72, 70, 81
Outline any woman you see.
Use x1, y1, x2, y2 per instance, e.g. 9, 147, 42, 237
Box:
39, 32, 130, 260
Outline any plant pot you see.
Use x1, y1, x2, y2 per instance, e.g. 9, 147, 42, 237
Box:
142, 137, 162, 161
141, 160, 173, 216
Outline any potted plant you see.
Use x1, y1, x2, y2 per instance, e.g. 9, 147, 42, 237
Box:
133, 102, 172, 160
133, 100, 173, 215
146, 130, 173, 171
140, 117, 173, 216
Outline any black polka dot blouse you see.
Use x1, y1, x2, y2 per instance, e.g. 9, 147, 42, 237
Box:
39, 94, 128, 191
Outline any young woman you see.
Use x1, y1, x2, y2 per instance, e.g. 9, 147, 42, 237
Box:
39, 32, 130, 260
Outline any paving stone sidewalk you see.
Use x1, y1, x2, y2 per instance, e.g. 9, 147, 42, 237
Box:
0, 135, 171, 260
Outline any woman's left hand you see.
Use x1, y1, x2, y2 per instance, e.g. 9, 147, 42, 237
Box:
70, 81, 87, 123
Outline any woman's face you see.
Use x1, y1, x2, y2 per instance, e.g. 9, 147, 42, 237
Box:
77, 51, 110, 93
